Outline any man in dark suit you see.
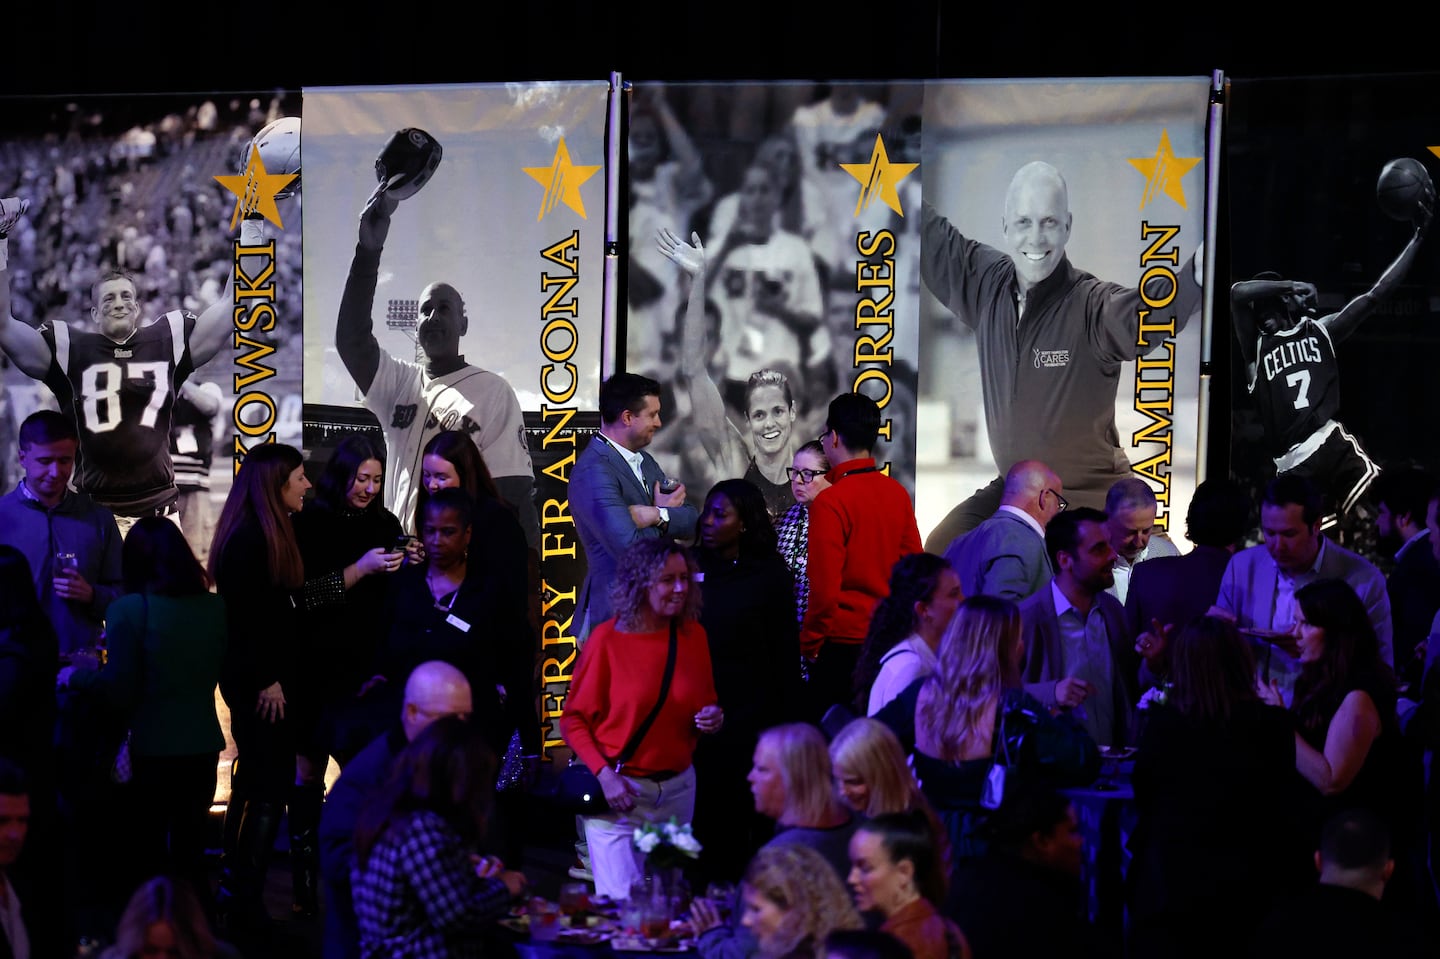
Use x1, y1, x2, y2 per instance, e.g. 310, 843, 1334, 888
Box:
1371, 467, 1440, 684
944, 459, 1063, 602
1126, 479, 1252, 681
1020, 507, 1135, 747
571, 373, 700, 640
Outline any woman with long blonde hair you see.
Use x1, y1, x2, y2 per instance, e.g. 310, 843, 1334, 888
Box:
874, 596, 1098, 871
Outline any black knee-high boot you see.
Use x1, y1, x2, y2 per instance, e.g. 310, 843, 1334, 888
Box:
289, 783, 324, 919
216, 800, 284, 938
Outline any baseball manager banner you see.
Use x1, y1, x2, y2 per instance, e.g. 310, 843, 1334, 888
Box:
918, 78, 1210, 554
300, 81, 608, 761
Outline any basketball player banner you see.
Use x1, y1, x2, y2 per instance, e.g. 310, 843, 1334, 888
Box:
299, 82, 609, 762
917, 77, 1212, 551
1224, 73, 1440, 548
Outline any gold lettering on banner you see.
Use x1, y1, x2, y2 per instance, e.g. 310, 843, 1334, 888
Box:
230, 239, 279, 471
1130, 222, 1183, 529
852, 231, 897, 465
537, 232, 582, 761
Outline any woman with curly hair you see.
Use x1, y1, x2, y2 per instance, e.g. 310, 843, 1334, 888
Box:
693, 478, 801, 882
700, 844, 862, 959
854, 553, 962, 715
560, 539, 724, 899
849, 811, 971, 959
874, 595, 1098, 871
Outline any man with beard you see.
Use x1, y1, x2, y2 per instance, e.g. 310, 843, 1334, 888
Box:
336, 188, 539, 546
1019, 507, 1136, 747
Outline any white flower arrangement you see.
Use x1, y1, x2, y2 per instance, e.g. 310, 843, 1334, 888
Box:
633, 817, 702, 869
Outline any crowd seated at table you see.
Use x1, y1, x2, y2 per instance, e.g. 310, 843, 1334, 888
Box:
6, 417, 1440, 959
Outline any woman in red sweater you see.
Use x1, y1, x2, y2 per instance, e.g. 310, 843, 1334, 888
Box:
560, 539, 725, 899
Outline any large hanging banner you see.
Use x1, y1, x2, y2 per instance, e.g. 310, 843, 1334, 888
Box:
917, 78, 1210, 552
623, 82, 925, 517
1225, 74, 1440, 548
0, 92, 304, 560
299, 82, 608, 760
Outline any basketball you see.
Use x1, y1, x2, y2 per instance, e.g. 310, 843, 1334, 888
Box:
1376, 157, 1431, 221
250, 116, 302, 198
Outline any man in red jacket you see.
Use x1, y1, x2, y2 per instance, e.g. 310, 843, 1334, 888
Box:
802, 392, 921, 720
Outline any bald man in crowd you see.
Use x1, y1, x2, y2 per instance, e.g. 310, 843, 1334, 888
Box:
944, 459, 1065, 603
318, 661, 474, 959
921, 160, 1203, 551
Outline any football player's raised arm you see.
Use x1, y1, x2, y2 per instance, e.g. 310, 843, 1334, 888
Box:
0, 198, 50, 380
187, 220, 258, 370
336, 191, 399, 395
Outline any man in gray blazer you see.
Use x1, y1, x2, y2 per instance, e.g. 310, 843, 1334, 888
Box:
1019, 507, 1136, 747
1211, 473, 1392, 694
571, 373, 699, 640
944, 460, 1064, 602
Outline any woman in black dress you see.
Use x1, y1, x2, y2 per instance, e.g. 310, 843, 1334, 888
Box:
692, 478, 801, 882
289, 433, 405, 915
209, 442, 311, 932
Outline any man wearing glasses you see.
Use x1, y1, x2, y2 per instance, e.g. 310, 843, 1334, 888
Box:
944, 460, 1066, 603
802, 393, 922, 720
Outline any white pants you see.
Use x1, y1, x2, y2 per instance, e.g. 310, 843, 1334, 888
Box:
582, 766, 697, 901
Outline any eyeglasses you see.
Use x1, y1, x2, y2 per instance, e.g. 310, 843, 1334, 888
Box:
786, 467, 824, 484
818, 427, 831, 443
1045, 489, 1069, 512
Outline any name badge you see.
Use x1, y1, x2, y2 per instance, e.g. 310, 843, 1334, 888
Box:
446, 614, 471, 633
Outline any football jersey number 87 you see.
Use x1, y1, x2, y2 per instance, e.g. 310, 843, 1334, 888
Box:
81, 361, 169, 432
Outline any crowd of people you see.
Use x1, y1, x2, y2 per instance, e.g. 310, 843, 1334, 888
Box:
0, 370, 1438, 959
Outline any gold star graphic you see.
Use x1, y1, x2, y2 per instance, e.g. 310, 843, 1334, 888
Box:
1128, 129, 1202, 210
841, 135, 919, 218
215, 146, 298, 230
1427, 146, 1440, 162
524, 138, 602, 221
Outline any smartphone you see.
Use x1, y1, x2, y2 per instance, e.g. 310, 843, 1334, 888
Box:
394, 535, 416, 553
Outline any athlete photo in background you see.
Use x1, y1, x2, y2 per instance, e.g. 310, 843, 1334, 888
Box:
1226, 73, 1440, 558
1230, 158, 1434, 528
0, 102, 302, 533
631, 81, 924, 505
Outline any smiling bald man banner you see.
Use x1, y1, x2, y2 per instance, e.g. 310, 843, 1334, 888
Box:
920, 160, 1204, 551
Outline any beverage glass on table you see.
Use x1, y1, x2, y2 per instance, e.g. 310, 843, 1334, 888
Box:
559, 881, 590, 923
530, 898, 562, 942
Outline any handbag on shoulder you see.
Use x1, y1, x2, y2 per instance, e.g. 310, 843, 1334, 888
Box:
537, 620, 680, 814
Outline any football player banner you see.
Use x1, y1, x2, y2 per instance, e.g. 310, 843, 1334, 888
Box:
917, 78, 1211, 551
300, 82, 608, 763
0, 93, 304, 544
1224, 73, 1440, 546
0, 91, 304, 815
622, 81, 926, 520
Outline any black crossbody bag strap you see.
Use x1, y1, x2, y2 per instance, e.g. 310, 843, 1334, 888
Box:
609, 619, 681, 770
